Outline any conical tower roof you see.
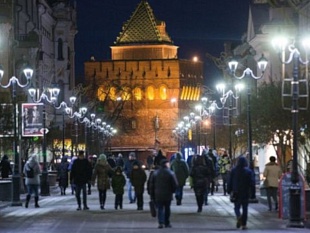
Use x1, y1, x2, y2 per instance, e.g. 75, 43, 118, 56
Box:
114, 0, 173, 45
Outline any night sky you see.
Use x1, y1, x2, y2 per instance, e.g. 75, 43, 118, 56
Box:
74, 0, 252, 87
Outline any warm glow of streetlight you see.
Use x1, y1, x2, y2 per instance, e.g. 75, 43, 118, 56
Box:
192, 56, 198, 62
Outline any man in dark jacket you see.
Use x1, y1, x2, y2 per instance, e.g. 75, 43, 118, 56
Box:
227, 156, 255, 230
70, 150, 92, 210
201, 149, 215, 205
170, 152, 189, 205
124, 152, 138, 203
150, 159, 178, 229
0, 155, 12, 178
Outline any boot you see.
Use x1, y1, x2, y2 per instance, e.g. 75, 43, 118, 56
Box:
34, 196, 40, 208
25, 194, 31, 208
77, 196, 81, 210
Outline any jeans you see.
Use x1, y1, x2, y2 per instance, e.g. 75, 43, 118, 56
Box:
26, 184, 39, 197
221, 173, 228, 195
266, 187, 278, 210
175, 186, 184, 202
75, 183, 87, 207
157, 200, 171, 226
234, 199, 249, 226
127, 178, 135, 202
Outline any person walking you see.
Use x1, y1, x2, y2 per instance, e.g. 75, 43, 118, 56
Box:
150, 159, 178, 229
263, 156, 282, 211
124, 152, 137, 203
70, 150, 92, 211
170, 152, 189, 205
208, 149, 219, 195
68, 155, 77, 195
57, 156, 69, 195
0, 155, 12, 178
153, 149, 166, 167
201, 149, 215, 205
91, 154, 114, 210
23, 154, 41, 208
111, 166, 126, 210
228, 156, 255, 230
130, 160, 147, 210
115, 153, 124, 168
218, 151, 231, 196
190, 155, 209, 213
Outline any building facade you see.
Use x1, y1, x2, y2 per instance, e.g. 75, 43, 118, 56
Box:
0, 0, 77, 161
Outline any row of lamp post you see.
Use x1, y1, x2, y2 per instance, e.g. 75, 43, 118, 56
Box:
0, 64, 33, 206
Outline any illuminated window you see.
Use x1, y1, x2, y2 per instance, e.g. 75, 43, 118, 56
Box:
147, 86, 155, 100
109, 87, 117, 101
159, 85, 167, 100
121, 87, 131, 101
97, 86, 106, 101
133, 87, 142, 100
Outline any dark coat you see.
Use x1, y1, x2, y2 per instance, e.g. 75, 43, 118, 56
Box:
150, 166, 178, 203
190, 157, 209, 196
227, 156, 255, 201
70, 158, 92, 186
130, 164, 147, 195
0, 155, 12, 178
111, 171, 126, 195
58, 157, 69, 188
91, 160, 114, 190
170, 154, 189, 187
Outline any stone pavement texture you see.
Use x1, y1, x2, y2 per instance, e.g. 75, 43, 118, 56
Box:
0, 183, 309, 233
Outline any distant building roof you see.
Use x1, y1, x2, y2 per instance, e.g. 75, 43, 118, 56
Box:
114, 0, 173, 45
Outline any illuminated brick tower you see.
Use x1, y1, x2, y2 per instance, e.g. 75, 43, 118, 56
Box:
84, 0, 204, 161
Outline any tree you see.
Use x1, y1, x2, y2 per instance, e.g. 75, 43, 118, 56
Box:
248, 80, 310, 172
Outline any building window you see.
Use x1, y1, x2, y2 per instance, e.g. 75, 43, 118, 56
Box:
109, 87, 117, 101
122, 87, 131, 101
159, 85, 167, 100
98, 86, 106, 101
133, 87, 142, 100
131, 119, 137, 129
57, 38, 64, 60
147, 86, 155, 100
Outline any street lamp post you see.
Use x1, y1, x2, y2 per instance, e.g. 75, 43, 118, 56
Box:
272, 36, 309, 228
28, 87, 60, 196
0, 65, 33, 206
215, 83, 244, 161
228, 54, 268, 201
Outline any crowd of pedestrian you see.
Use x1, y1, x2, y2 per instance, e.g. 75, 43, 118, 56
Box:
14, 147, 283, 230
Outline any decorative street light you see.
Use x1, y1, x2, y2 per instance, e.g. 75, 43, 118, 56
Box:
228, 54, 268, 201
215, 82, 244, 161
28, 86, 60, 196
0, 64, 33, 206
272, 35, 309, 228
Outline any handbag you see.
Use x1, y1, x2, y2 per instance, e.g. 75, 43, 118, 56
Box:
263, 179, 269, 188
230, 192, 238, 203
149, 200, 156, 217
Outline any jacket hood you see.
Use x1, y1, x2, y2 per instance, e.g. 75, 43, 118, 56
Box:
237, 156, 248, 168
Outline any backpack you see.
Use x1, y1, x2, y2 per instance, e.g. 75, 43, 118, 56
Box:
26, 165, 34, 178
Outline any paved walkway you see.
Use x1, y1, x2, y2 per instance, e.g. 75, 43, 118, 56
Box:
0, 183, 309, 233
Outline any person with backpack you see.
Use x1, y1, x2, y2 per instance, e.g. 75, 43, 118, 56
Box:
23, 154, 41, 208
170, 152, 189, 205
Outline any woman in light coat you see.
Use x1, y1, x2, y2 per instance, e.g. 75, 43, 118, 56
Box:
263, 156, 282, 211
23, 154, 41, 208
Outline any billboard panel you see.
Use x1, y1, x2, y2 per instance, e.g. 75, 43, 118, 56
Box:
22, 103, 44, 137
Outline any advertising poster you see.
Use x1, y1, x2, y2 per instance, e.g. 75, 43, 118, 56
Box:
22, 103, 44, 137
